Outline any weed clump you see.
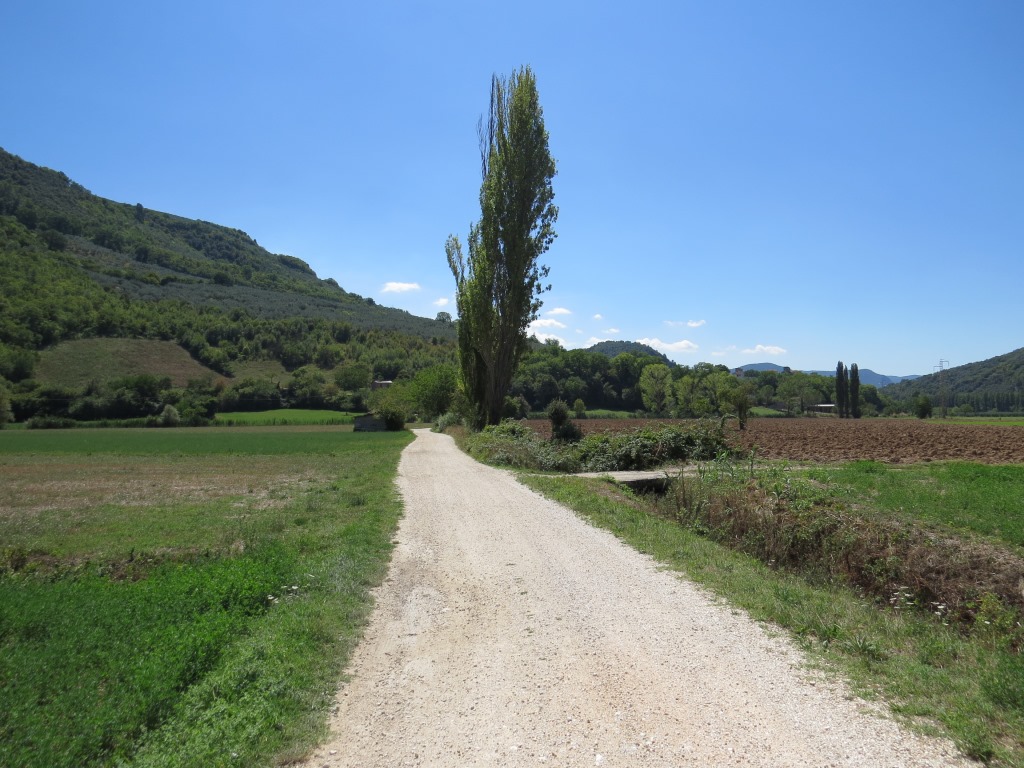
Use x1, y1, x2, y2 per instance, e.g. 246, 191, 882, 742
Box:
658, 458, 1024, 640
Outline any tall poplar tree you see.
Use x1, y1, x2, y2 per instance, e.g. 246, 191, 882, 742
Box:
835, 361, 848, 418
447, 67, 558, 428
850, 363, 861, 418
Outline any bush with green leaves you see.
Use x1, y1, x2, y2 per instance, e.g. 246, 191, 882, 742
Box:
465, 420, 730, 473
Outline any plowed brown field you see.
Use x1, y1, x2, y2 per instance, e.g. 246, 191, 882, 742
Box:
529, 418, 1024, 464
732, 418, 1024, 464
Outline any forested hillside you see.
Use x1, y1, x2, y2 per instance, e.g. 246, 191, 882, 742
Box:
882, 348, 1024, 414
587, 340, 673, 365
0, 148, 455, 425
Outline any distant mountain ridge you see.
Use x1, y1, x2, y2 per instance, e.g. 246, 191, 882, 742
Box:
732, 362, 920, 388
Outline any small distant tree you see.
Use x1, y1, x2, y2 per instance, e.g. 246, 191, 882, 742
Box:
849, 363, 861, 418
435, 311, 453, 325
914, 394, 933, 419
0, 387, 12, 427
546, 398, 581, 442
410, 364, 458, 420
158, 404, 180, 427
726, 381, 754, 429
572, 397, 587, 419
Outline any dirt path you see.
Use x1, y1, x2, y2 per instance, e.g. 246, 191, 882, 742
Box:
301, 429, 970, 767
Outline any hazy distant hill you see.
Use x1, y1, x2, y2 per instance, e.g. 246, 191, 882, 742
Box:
734, 362, 919, 388
0, 147, 450, 338
587, 340, 674, 365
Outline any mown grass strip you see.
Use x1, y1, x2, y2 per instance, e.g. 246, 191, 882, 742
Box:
520, 472, 1024, 766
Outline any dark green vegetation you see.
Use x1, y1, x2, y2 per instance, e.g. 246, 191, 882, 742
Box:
214, 409, 357, 426
447, 66, 558, 427
586, 340, 674, 366
521, 461, 1024, 765
460, 419, 730, 473
0, 147, 455, 425
0, 427, 411, 767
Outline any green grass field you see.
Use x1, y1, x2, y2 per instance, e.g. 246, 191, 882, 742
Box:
945, 416, 1024, 426
0, 426, 411, 768
807, 460, 1024, 548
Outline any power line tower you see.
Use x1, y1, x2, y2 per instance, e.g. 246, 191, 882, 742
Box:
934, 359, 949, 418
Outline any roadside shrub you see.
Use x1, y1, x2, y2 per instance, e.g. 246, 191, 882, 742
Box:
546, 399, 570, 428
465, 420, 731, 474
158, 404, 181, 427
26, 415, 77, 429
573, 398, 587, 419
376, 403, 407, 431
547, 399, 583, 443
553, 420, 584, 443
434, 410, 462, 433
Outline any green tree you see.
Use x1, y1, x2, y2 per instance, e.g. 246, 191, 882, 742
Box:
639, 364, 672, 414
0, 386, 12, 427
447, 66, 558, 428
914, 394, 933, 419
849, 363, 861, 418
835, 361, 848, 418
410, 364, 457, 420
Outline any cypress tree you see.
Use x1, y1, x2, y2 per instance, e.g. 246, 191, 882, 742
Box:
835, 361, 848, 418
850, 363, 861, 418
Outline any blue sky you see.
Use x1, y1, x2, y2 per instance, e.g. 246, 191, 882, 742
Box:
3, 1, 1022, 376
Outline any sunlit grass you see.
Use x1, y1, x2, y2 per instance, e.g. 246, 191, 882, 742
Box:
0, 427, 412, 768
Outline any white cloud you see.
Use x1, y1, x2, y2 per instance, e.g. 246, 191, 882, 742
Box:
593, 313, 603, 320
666, 319, 707, 329
381, 281, 420, 293
530, 318, 568, 330
532, 332, 568, 346
742, 344, 787, 356
547, 307, 572, 316
433, 297, 450, 307
604, 327, 620, 334
637, 337, 699, 353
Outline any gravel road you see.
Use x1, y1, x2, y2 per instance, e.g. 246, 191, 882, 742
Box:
301, 429, 971, 767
